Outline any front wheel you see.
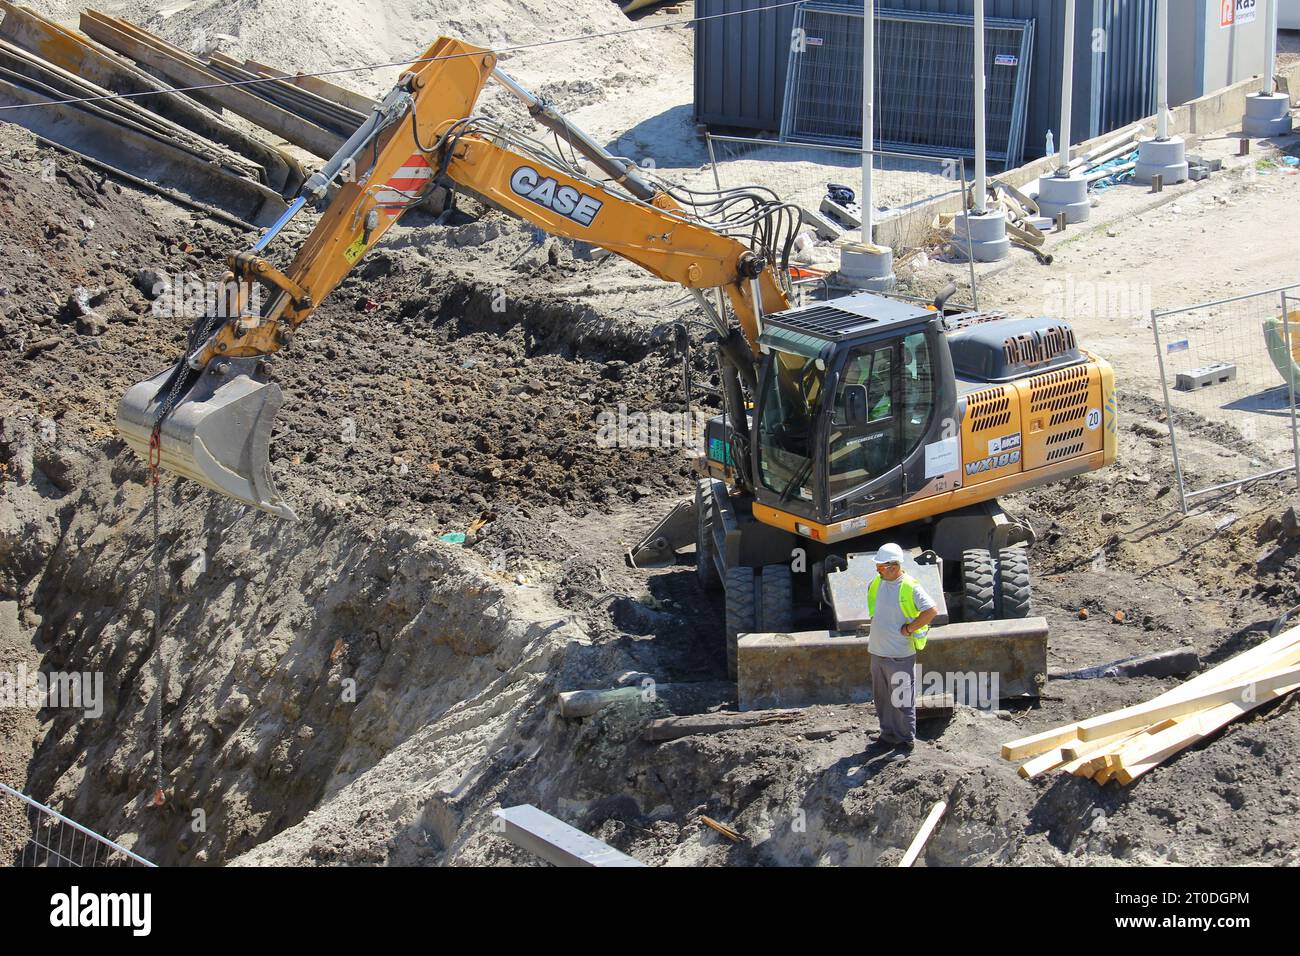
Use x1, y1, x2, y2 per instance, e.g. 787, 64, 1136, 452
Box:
695, 480, 720, 591
724, 566, 756, 680
998, 546, 1032, 618
961, 548, 997, 622
758, 564, 794, 634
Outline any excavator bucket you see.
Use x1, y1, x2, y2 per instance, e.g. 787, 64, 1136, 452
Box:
116, 357, 297, 520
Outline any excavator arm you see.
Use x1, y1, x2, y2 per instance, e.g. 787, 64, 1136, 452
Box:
118, 35, 790, 518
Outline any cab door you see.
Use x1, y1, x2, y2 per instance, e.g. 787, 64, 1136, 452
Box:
825, 339, 904, 521
824, 323, 945, 523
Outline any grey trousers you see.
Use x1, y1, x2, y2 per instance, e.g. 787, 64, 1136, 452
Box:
870, 653, 917, 745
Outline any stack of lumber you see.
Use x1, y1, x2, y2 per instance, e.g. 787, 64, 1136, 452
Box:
1003, 625, 1300, 786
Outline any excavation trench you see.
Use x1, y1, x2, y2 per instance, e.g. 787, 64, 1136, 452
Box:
1, 409, 1031, 868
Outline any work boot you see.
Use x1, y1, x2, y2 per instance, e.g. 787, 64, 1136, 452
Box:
885, 743, 915, 763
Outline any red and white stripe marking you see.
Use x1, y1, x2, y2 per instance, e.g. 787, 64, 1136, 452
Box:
373, 153, 433, 215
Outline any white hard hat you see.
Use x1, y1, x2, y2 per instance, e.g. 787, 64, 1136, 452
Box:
874, 543, 906, 565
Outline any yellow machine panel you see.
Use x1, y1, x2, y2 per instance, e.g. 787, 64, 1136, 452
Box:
960, 385, 1025, 487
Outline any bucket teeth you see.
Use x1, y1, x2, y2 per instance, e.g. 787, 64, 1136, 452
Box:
116, 358, 297, 520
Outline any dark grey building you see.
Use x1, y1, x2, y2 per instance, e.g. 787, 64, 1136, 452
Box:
694, 0, 1163, 162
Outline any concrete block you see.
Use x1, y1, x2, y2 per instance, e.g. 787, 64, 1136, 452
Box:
736, 617, 1050, 711
1135, 136, 1188, 186
838, 242, 895, 292
493, 805, 645, 867
1175, 361, 1237, 391
820, 195, 861, 229
1242, 92, 1294, 139
1188, 165, 1211, 182
1037, 172, 1090, 225
800, 206, 843, 242
1187, 154, 1222, 172
952, 209, 1010, 263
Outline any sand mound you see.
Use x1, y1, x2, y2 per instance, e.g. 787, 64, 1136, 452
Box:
79, 0, 662, 97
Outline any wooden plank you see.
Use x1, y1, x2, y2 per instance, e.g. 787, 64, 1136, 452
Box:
1057, 726, 1156, 773
700, 815, 743, 843
1061, 726, 1138, 761
1003, 628, 1300, 762
1002, 725, 1081, 762
1076, 664, 1300, 741
1165, 628, 1300, 698
899, 801, 947, 867
1018, 748, 1068, 780
1112, 677, 1300, 784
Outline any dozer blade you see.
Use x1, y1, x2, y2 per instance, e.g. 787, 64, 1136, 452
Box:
116, 357, 297, 520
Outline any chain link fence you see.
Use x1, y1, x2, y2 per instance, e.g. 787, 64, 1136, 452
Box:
1, 781, 156, 867
1151, 284, 1300, 511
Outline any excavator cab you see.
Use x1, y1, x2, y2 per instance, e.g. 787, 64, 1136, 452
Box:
733, 292, 959, 533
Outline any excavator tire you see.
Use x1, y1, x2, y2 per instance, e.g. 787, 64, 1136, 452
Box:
695, 480, 720, 591
724, 566, 756, 680
961, 549, 997, 622
997, 546, 1033, 618
758, 564, 794, 634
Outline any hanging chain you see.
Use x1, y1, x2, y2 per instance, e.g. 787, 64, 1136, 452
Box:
148, 428, 167, 808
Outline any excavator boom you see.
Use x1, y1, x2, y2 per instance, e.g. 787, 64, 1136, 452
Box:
117, 36, 789, 517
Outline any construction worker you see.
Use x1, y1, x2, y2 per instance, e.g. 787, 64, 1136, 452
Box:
866, 543, 938, 758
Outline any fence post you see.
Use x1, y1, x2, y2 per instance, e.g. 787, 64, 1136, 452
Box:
1151, 307, 1189, 513
1283, 290, 1300, 493
960, 161, 979, 310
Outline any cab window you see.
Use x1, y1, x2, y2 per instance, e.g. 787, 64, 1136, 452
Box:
901, 331, 935, 449
829, 345, 896, 498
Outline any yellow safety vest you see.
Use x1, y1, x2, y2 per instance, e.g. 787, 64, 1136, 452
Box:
867, 573, 931, 651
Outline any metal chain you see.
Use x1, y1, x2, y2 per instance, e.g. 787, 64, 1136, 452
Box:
142, 314, 218, 810
149, 452, 166, 808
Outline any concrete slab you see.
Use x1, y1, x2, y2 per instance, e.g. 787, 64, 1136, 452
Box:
493, 805, 645, 867
736, 617, 1049, 711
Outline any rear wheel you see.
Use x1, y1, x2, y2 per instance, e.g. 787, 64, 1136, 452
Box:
695, 480, 720, 591
997, 546, 1032, 618
724, 566, 756, 680
961, 548, 997, 622
758, 564, 794, 634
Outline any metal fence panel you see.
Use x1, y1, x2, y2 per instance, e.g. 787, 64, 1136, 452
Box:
1151, 285, 1300, 510
780, 3, 1034, 167
1, 781, 156, 867
695, 0, 1159, 162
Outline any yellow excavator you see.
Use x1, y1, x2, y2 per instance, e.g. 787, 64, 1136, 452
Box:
118, 36, 1118, 682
